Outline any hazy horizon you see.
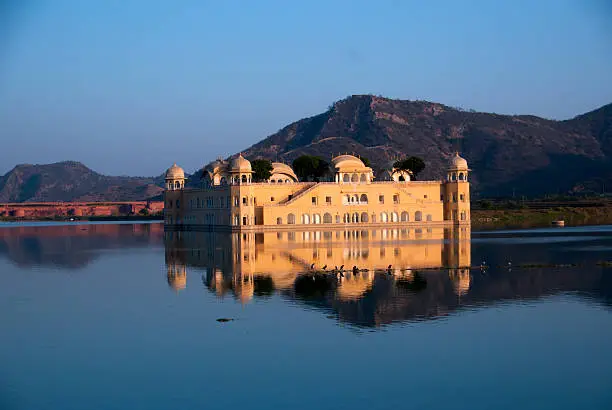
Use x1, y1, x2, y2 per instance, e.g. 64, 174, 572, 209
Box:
1, 0, 611, 176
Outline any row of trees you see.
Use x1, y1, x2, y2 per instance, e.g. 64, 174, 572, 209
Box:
249, 155, 426, 182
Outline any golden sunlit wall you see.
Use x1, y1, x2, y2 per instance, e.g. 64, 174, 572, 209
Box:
163, 153, 471, 229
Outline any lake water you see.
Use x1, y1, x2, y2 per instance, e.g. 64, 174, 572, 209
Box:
1, 222, 611, 410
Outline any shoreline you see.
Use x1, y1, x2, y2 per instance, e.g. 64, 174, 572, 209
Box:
471, 204, 612, 230
3, 201, 612, 231
0, 215, 163, 223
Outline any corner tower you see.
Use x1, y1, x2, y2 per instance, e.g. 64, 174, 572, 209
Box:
444, 153, 470, 223
229, 155, 255, 226
165, 163, 185, 190
164, 163, 185, 226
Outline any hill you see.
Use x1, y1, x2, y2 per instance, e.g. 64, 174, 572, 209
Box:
0, 161, 164, 202
241, 95, 612, 197
2, 96, 610, 202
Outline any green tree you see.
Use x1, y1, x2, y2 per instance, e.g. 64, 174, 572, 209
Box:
394, 156, 426, 179
360, 156, 371, 167
478, 200, 493, 210
251, 159, 273, 182
292, 155, 330, 182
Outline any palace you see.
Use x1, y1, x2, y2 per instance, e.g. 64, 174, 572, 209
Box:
163, 153, 470, 230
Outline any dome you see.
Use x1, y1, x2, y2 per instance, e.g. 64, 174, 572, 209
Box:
448, 152, 468, 170
271, 162, 298, 180
331, 154, 368, 170
450, 270, 470, 296
231, 154, 252, 172
165, 163, 185, 179
205, 159, 222, 171
204, 158, 229, 174
336, 272, 374, 300
167, 274, 187, 291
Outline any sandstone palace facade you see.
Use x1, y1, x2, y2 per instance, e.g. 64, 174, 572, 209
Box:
164, 153, 470, 230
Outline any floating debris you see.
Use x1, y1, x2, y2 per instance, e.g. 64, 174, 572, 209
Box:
216, 318, 234, 323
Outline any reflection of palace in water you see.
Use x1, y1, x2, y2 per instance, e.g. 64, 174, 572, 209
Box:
164, 227, 612, 327
164, 226, 471, 302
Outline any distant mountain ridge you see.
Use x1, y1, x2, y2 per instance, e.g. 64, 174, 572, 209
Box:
0, 161, 164, 202
2, 95, 611, 202
240, 95, 612, 197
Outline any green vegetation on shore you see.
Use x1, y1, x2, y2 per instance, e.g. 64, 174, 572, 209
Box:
472, 200, 612, 229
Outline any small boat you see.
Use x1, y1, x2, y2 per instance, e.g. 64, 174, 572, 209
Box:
552, 220, 565, 227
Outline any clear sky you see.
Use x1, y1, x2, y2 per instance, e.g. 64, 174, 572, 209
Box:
0, 0, 610, 176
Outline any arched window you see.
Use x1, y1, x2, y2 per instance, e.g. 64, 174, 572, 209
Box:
360, 194, 368, 203
360, 174, 367, 182
343, 174, 350, 182
401, 211, 409, 222
313, 214, 321, 224
302, 214, 310, 224
460, 211, 466, 221
459, 173, 465, 181
391, 212, 399, 222
352, 212, 359, 223
361, 212, 369, 223
175, 181, 180, 189
353, 195, 359, 203
415, 211, 422, 221
335, 215, 341, 223
323, 213, 332, 223
276, 217, 283, 225
343, 213, 350, 223
426, 214, 432, 221
380, 212, 388, 222
287, 214, 296, 224
241, 175, 247, 183
451, 173, 457, 181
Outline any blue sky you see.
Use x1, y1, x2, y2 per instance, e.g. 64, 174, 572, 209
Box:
0, 0, 610, 176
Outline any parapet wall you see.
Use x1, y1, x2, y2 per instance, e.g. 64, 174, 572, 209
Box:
0, 201, 164, 218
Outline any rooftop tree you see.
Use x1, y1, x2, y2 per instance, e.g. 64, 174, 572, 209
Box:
251, 159, 273, 182
393, 156, 426, 179
292, 155, 330, 182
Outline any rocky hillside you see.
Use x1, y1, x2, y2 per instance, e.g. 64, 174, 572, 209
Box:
241, 95, 612, 197
0, 161, 164, 202
2, 96, 610, 202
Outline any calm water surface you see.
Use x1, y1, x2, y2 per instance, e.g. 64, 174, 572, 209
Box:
1, 222, 611, 410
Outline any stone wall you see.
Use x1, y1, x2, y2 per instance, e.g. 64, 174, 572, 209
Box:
0, 201, 164, 219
